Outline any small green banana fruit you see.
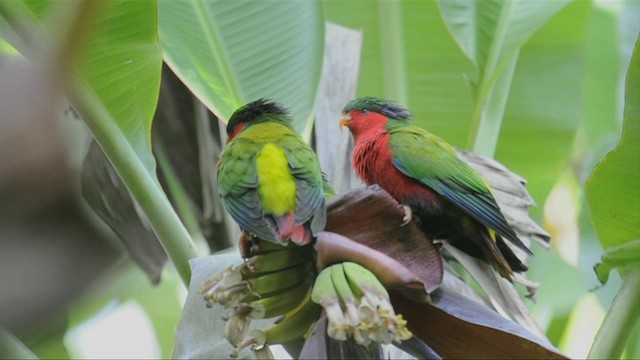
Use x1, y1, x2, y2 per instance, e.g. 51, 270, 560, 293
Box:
200, 238, 318, 358
230, 287, 322, 358
311, 262, 412, 346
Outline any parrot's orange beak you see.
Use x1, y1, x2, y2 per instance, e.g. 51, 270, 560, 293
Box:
339, 113, 352, 132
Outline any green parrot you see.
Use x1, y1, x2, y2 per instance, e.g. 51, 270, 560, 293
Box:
217, 99, 328, 246
339, 97, 532, 278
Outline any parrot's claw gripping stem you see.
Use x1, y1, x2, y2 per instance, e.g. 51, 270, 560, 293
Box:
400, 205, 412, 226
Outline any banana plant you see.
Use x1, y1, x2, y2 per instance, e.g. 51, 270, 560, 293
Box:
0, 0, 606, 358
586, 36, 640, 360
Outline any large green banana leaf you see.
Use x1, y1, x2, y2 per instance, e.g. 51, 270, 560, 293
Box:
158, 0, 324, 133
325, 0, 589, 210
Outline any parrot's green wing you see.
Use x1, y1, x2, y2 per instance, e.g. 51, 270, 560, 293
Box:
281, 132, 327, 235
218, 139, 275, 240
217, 124, 327, 241
389, 126, 530, 253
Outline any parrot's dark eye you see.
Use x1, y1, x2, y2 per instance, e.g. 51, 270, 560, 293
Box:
361, 109, 368, 114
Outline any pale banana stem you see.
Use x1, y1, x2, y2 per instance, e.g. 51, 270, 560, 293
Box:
588, 269, 640, 359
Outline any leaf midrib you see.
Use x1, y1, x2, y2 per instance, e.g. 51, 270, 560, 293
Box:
194, 0, 243, 117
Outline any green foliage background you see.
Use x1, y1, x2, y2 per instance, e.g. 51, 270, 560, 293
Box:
0, 0, 638, 358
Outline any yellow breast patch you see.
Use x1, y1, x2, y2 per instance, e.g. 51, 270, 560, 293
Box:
256, 143, 296, 216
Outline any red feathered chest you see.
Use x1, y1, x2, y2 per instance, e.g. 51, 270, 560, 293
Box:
351, 132, 441, 209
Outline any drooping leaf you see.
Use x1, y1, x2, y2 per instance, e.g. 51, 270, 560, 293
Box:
594, 240, 640, 284
585, 36, 640, 251
437, 0, 571, 156
437, 0, 570, 84
152, 65, 232, 251
81, 141, 167, 284
158, 0, 325, 133
390, 288, 567, 359
74, 0, 163, 175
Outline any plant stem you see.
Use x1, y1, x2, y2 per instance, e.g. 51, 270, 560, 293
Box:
377, 0, 409, 106
0, 329, 38, 359
588, 268, 640, 359
71, 76, 199, 286
467, 52, 519, 157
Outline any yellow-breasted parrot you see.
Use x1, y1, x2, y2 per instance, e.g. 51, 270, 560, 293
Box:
339, 97, 531, 278
218, 99, 328, 246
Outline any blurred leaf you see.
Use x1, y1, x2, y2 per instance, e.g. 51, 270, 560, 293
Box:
0, 196, 118, 333
158, 0, 324, 133
580, 5, 624, 148
325, 0, 590, 209
586, 35, 640, 360
0, 36, 18, 54
623, 321, 640, 360
74, 0, 162, 174
437, 0, 570, 156
585, 36, 640, 251
0, 0, 202, 283
595, 240, 640, 284
588, 269, 640, 360
19, 316, 69, 359
558, 293, 606, 359
66, 264, 184, 358
68, 0, 197, 283
390, 288, 566, 359
0, 329, 38, 359
437, 0, 569, 80
81, 141, 167, 284
314, 22, 363, 194
153, 65, 209, 217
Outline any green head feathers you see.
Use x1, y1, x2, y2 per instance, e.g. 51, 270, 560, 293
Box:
342, 97, 413, 120
227, 99, 292, 136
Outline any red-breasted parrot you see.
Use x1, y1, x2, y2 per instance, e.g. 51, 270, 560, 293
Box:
339, 97, 531, 278
218, 99, 328, 246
